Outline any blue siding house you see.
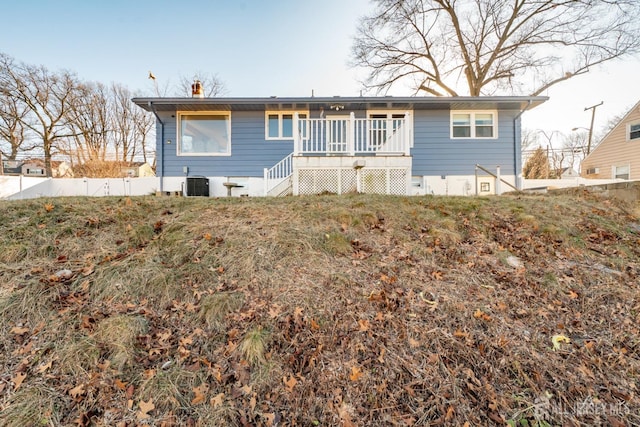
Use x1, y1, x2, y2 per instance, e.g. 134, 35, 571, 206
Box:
132, 94, 547, 196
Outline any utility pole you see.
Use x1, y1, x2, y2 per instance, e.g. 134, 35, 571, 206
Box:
585, 101, 603, 155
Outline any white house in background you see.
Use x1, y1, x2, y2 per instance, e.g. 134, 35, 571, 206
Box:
120, 162, 155, 177
559, 167, 579, 179
581, 100, 640, 180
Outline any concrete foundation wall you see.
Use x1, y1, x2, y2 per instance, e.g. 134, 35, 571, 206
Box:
548, 180, 640, 202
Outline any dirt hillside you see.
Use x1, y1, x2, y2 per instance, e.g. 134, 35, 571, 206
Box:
0, 193, 638, 426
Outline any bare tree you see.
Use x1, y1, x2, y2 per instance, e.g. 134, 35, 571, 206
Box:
561, 131, 588, 171
0, 54, 80, 177
111, 83, 136, 162
175, 71, 227, 97
132, 98, 155, 165
0, 87, 32, 160
111, 84, 154, 163
352, 0, 640, 96
521, 128, 538, 151
523, 146, 550, 179
63, 81, 111, 167
1, 52, 157, 176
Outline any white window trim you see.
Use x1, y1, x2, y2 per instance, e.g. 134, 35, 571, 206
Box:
628, 122, 640, 141
612, 164, 631, 180
177, 111, 231, 157
265, 111, 309, 141
450, 110, 498, 139
367, 110, 414, 148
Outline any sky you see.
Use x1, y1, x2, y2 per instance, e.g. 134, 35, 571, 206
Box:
2, 0, 639, 149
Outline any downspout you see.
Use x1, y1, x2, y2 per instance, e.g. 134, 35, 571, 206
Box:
513, 100, 532, 190
149, 102, 165, 193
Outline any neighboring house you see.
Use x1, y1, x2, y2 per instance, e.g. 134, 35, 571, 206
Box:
22, 159, 74, 178
1, 160, 22, 175
120, 162, 155, 177
1, 159, 73, 177
581, 100, 640, 180
132, 95, 547, 196
558, 167, 580, 179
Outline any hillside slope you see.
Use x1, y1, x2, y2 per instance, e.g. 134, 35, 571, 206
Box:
0, 194, 638, 426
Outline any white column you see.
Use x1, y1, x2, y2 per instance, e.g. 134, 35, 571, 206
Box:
495, 166, 502, 195
404, 112, 411, 155
293, 112, 300, 155
348, 112, 355, 156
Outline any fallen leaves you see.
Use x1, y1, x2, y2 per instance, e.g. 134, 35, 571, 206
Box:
36, 360, 53, 374
1, 195, 639, 426
210, 392, 225, 407
12, 372, 26, 390
349, 366, 363, 382
191, 383, 209, 405
284, 375, 297, 392
137, 399, 155, 420
69, 384, 85, 399
473, 309, 492, 322
552, 334, 571, 351
10, 326, 29, 335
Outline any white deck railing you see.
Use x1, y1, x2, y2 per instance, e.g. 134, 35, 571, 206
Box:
263, 152, 293, 195
293, 113, 411, 156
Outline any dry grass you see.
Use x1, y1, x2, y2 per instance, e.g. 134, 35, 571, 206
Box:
0, 193, 639, 425
0, 384, 63, 427
239, 327, 270, 366
93, 314, 148, 370
198, 292, 245, 331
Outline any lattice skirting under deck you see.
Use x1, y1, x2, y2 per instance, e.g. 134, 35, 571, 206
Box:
296, 168, 408, 195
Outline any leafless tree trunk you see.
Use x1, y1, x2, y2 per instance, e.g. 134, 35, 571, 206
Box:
112, 84, 155, 164
64, 82, 111, 166
0, 87, 32, 160
133, 103, 154, 164
352, 0, 640, 96
0, 54, 79, 177
111, 83, 134, 162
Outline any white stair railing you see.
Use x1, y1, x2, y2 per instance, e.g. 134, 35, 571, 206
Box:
264, 153, 293, 196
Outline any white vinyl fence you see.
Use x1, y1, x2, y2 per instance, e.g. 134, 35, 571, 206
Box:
1, 177, 158, 200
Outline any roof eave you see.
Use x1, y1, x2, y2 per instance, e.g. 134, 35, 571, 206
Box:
132, 95, 548, 113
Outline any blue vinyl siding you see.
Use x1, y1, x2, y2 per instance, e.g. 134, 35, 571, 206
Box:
155, 108, 521, 177
158, 111, 295, 177
411, 109, 519, 176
